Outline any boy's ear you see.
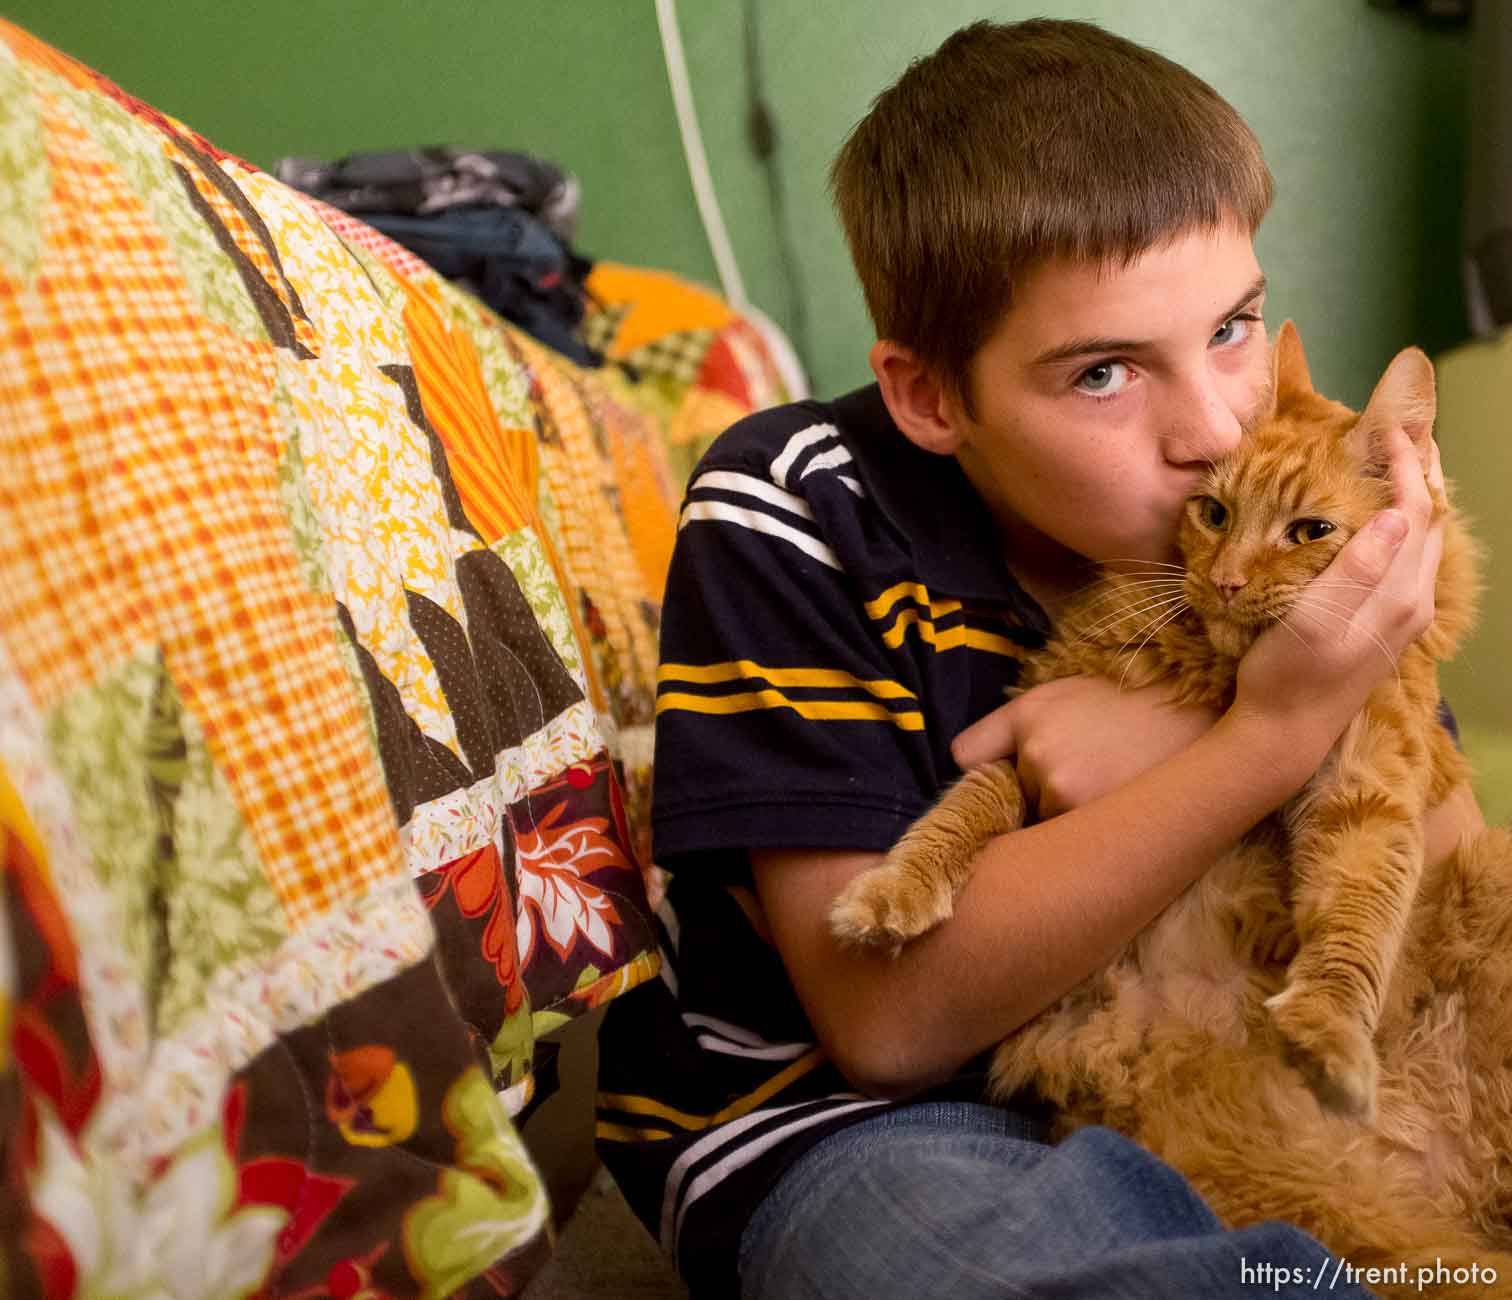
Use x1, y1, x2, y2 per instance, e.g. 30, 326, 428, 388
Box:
1270, 319, 1314, 410
870, 340, 966, 455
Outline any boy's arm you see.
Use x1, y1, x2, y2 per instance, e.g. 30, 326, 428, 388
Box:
754, 425, 1445, 1097
752, 706, 1323, 1096
756, 701, 1479, 1100
952, 674, 1482, 864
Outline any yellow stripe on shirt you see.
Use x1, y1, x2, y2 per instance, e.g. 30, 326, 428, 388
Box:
863, 580, 962, 622
865, 580, 1022, 656
879, 609, 1022, 657
655, 689, 925, 730
597, 1049, 827, 1137
657, 659, 917, 702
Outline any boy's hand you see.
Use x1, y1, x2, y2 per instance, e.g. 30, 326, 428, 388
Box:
1234, 425, 1443, 764
951, 676, 1220, 818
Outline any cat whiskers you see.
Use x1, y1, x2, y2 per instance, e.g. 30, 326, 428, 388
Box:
1076, 587, 1189, 642
1103, 559, 1189, 574
1288, 597, 1403, 682
1079, 602, 1188, 653
1062, 561, 1193, 646
1303, 578, 1378, 595
1076, 569, 1189, 605
1079, 596, 1187, 644
1099, 576, 1190, 598
1083, 577, 1188, 603
1065, 576, 1186, 624
1115, 595, 1193, 691
1079, 570, 1189, 601
1267, 611, 1319, 659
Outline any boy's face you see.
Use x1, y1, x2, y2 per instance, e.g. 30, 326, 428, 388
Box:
944, 221, 1270, 587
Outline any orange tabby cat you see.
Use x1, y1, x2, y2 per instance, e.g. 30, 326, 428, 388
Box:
831, 323, 1512, 1297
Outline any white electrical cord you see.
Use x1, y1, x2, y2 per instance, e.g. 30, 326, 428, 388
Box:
655, 0, 750, 311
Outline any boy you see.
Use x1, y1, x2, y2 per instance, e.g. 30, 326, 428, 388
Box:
597, 19, 1479, 1298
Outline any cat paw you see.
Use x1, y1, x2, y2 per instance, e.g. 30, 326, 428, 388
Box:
1265, 984, 1380, 1121
829, 865, 955, 955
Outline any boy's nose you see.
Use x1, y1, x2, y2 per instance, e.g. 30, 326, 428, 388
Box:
1163, 375, 1244, 466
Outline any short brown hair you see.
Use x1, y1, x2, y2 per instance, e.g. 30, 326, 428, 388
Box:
830, 19, 1273, 411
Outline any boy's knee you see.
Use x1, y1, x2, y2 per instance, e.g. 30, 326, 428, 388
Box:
1050, 1126, 1225, 1234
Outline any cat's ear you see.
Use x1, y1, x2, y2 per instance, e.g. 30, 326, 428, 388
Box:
1352, 346, 1436, 468
1270, 320, 1314, 410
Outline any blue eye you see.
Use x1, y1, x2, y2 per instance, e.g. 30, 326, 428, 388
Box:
1075, 360, 1130, 397
1212, 315, 1257, 348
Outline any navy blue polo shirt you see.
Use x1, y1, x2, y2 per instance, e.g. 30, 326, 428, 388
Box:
596, 384, 1052, 1297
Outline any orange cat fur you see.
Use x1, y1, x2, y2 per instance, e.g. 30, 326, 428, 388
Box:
831, 323, 1512, 1297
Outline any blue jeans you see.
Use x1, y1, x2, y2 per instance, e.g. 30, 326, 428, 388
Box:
738, 1101, 1376, 1299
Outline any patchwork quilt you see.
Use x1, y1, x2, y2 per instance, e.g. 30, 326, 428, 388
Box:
0, 19, 786, 1298
581, 261, 797, 485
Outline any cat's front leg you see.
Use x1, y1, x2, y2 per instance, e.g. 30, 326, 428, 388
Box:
1267, 759, 1427, 1121
829, 759, 1026, 955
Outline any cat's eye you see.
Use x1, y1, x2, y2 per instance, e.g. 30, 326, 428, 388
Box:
1194, 496, 1229, 529
1287, 518, 1335, 544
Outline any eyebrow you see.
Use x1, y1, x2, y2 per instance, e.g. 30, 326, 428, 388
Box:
1031, 274, 1269, 368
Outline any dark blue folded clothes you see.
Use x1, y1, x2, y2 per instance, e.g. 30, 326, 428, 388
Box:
277, 147, 579, 235
278, 148, 601, 368
365, 207, 600, 367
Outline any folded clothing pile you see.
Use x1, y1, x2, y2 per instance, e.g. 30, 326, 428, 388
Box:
279, 147, 600, 366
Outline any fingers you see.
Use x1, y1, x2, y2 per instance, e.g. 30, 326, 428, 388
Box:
1418, 436, 1447, 586
1383, 423, 1434, 523
1313, 504, 1409, 616
1291, 426, 1438, 659
1335, 426, 1430, 588
950, 700, 1014, 770
1416, 494, 1444, 590
1380, 424, 1442, 613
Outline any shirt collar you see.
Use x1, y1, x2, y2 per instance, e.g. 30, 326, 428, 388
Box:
830, 384, 1053, 640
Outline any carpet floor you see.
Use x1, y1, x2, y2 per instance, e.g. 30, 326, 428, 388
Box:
522, 1168, 691, 1300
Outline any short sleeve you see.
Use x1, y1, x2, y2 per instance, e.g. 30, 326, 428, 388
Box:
651, 462, 938, 878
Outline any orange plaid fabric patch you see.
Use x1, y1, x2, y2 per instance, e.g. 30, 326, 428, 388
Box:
0, 43, 401, 929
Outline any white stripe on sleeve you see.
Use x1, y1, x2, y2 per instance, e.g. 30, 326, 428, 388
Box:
799, 444, 855, 478
678, 500, 841, 570
663, 1098, 887, 1250
689, 469, 816, 521
694, 1035, 813, 1061
770, 423, 839, 488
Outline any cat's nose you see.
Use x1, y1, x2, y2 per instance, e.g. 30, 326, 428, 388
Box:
1214, 577, 1248, 601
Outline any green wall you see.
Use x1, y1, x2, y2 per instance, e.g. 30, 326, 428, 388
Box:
5, 3, 1468, 407
0, 3, 724, 298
